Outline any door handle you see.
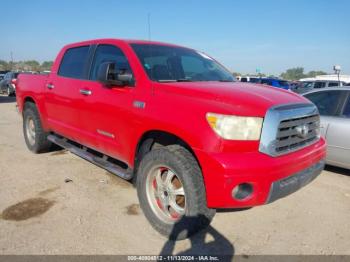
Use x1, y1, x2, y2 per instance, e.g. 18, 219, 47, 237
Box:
80, 89, 92, 96
46, 83, 54, 89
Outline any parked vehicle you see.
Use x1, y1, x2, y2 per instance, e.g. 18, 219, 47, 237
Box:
0, 71, 19, 96
16, 39, 326, 239
259, 78, 291, 90
300, 74, 350, 83
237, 76, 261, 83
303, 87, 350, 169
295, 80, 346, 94
0, 70, 10, 82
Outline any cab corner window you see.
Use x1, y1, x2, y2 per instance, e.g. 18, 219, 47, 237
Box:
58, 46, 90, 79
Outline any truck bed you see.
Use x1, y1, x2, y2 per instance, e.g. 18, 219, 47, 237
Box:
16, 73, 48, 112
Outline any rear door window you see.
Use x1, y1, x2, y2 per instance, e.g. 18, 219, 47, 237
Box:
305, 90, 346, 116
314, 82, 326, 88
58, 46, 90, 79
328, 82, 339, 87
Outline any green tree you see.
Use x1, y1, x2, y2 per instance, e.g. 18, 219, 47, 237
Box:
24, 60, 41, 71
41, 61, 53, 71
306, 71, 327, 78
0, 60, 10, 70
280, 67, 306, 80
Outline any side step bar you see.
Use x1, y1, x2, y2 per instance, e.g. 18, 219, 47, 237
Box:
47, 134, 133, 180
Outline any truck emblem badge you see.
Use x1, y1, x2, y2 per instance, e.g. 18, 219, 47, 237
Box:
295, 124, 309, 139
133, 101, 146, 109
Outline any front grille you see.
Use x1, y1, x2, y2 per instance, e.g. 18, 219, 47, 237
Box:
259, 103, 320, 157
275, 114, 320, 153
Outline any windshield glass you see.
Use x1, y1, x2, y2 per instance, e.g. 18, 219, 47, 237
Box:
302, 82, 314, 89
131, 44, 235, 82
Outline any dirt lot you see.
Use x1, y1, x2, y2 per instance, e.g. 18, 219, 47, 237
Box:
0, 95, 349, 256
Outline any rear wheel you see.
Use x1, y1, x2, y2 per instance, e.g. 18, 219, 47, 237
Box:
137, 145, 216, 240
23, 103, 52, 153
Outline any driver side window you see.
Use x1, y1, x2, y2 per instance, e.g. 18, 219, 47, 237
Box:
90, 44, 133, 81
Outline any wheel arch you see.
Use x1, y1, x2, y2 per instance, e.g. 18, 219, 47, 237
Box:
23, 96, 36, 107
22, 96, 50, 131
133, 130, 202, 173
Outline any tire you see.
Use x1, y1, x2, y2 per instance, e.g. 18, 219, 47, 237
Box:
136, 145, 216, 240
7, 86, 11, 97
23, 102, 52, 153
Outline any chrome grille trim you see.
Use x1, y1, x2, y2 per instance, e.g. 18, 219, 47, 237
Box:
259, 103, 320, 157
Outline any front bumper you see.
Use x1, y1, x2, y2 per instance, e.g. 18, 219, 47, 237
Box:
266, 159, 324, 203
194, 137, 326, 208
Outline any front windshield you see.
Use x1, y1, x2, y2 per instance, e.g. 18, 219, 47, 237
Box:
131, 44, 235, 82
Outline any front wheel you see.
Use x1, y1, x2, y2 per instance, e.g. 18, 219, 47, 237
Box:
136, 145, 216, 240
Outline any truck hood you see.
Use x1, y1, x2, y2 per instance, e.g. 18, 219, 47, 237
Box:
154, 81, 309, 117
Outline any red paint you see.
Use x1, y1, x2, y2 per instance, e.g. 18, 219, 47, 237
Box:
16, 39, 326, 209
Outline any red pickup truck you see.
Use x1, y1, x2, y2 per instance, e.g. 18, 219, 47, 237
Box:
16, 39, 326, 239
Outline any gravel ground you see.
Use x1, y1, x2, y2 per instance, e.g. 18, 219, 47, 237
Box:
0, 95, 349, 256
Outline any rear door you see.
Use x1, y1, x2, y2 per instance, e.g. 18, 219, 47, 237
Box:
305, 90, 350, 167
44, 45, 92, 141
324, 92, 350, 168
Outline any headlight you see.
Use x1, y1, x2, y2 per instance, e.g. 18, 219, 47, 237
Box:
206, 113, 263, 140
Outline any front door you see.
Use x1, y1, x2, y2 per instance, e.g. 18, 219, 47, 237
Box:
77, 44, 136, 162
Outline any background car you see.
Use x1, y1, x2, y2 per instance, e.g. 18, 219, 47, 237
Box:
295, 80, 347, 94
303, 87, 350, 169
0, 71, 19, 96
237, 76, 261, 83
260, 78, 291, 90
0, 70, 10, 81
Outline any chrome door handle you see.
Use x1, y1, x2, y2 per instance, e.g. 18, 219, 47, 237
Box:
47, 83, 54, 89
80, 89, 92, 96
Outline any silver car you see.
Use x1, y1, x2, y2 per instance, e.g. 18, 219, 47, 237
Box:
303, 87, 350, 169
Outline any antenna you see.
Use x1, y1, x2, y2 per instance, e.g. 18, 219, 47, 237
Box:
147, 13, 152, 41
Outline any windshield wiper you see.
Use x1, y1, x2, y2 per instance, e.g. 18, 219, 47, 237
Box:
176, 79, 193, 82
158, 79, 177, 82
218, 79, 235, 82
158, 79, 193, 83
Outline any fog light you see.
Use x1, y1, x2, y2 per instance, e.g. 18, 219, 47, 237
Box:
232, 183, 253, 200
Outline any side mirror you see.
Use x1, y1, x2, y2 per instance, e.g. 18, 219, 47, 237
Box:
97, 62, 134, 87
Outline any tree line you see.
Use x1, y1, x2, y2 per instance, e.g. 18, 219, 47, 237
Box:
279, 67, 328, 81
0, 60, 53, 72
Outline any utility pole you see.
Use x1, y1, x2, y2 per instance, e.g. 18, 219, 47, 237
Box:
333, 65, 341, 86
10, 52, 14, 70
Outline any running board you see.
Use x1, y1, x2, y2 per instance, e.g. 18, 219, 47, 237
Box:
47, 134, 133, 180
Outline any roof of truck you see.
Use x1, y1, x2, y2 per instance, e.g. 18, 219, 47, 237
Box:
65, 38, 187, 49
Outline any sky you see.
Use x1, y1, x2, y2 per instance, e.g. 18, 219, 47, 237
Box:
1, 0, 350, 75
